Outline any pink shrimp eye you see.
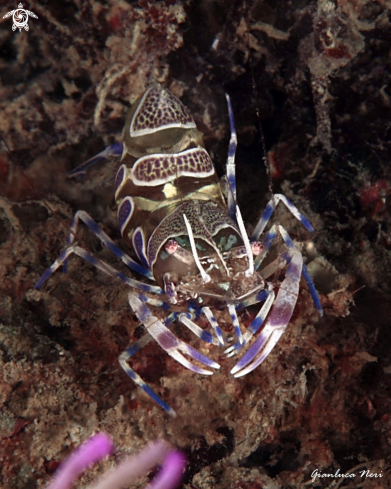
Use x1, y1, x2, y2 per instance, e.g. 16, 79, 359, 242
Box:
251, 241, 263, 256
165, 239, 178, 254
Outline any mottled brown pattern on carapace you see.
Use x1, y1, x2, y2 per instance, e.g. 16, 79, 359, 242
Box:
116, 86, 237, 287
131, 148, 215, 186
130, 87, 196, 136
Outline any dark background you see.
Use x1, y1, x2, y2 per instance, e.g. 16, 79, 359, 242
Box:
1, 1, 391, 487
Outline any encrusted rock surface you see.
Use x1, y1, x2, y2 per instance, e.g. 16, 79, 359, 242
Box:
1, 1, 391, 487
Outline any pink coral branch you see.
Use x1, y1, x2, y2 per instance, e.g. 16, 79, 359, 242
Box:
147, 451, 186, 489
46, 433, 114, 489
46, 434, 185, 489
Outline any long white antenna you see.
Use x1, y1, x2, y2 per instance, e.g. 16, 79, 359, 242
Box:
236, 206, 254, 277
183, 214, 211, 283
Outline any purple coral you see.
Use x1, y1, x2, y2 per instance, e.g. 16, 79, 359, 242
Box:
46, 433, 185, 489
46, 433, 114, 489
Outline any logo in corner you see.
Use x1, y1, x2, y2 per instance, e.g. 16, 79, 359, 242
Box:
3, 3, 38, 32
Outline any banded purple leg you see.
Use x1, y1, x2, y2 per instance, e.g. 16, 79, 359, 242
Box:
67, 142, 123, 179
251, 194, 314, 242
224, 286, 275, 357
200, 280, 269, 352
178, 313, 220, 345
119, 313, 178, 417
257, 252, 291, 282
121, 294, 220, 415
225, 94, 238, 222
237, 288, 270, 309
231, 249, 303, 378
129, 294, 220, 373
119, 295, 224, 414
136, 295, 221, 346
126, 292, 223, 349
35, 245, 162, 295
254, 222, 323, 316
202, 307, 225, 345
65, 210, 152, 278
169, 304, 227, 346
278, 225, 323, 316
228, 304, 243, 345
